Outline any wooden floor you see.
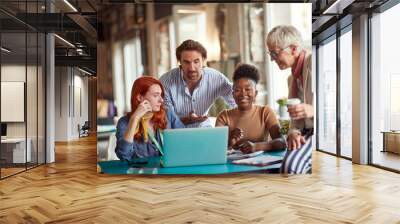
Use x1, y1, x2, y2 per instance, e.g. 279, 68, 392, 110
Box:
1, 135, 400, 223
1, 163, 45, 178
1, 167, 26, 178
373, 150, 400, 171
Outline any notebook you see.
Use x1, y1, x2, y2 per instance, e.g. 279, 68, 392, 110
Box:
162, 127, 228, 167
227, 150, 263, 160
231, 155, 283, 166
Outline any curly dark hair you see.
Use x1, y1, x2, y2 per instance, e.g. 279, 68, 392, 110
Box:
176, 39, 207, 61
232, 63, 260, 84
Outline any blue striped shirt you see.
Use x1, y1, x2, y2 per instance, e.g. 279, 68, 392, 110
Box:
160, 67, 236, 128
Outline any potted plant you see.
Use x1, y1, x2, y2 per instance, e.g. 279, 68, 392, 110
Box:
276, 97, 289, 119
276, 97, 290, 136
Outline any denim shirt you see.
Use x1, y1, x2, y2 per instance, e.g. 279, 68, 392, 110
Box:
115, 107, 185, 161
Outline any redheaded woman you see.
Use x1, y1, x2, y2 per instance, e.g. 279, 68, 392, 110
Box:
115, 76, 184, 160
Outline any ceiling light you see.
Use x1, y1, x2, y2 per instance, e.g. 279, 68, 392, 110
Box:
322, 0, 355, 15
76, 48, 85, 55
1, 47, 11, 53
54, 34, 75, 48
78, 67, 93, 76
177, 9, 202, 14
63, 0, 78, 12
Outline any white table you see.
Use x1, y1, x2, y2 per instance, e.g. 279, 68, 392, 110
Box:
1, 138, 31, 163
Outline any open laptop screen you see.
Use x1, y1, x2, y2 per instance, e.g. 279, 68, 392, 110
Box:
162, 127, 228, 167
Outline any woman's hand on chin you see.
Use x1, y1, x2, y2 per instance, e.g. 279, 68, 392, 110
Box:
133, 100, 152, 119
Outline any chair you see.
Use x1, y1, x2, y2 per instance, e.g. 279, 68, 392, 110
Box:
107, 133, 119, 160
78, 121, 90, 138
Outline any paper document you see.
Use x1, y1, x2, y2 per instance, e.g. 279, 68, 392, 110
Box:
227, 150, 263, 160
232, 155, 283, 166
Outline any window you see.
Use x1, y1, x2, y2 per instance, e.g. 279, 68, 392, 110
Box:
339, 28, 352, 158
123, 38, 143, 110
172, 5, 220, 62
112, 38, 143, 116
112, 42, 125, 117
317, 36, 337, 154
370, 3, 400, 171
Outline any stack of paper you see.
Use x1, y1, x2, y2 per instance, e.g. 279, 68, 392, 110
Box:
231, 155, 282, 166
227, 150, 263, 160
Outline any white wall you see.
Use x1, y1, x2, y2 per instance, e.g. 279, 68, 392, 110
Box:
55, 66, 69, 141
54, 67, 89, 141
72, 73, 89, 138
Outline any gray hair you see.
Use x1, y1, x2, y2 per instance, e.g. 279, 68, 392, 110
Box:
266, 25, 304, 50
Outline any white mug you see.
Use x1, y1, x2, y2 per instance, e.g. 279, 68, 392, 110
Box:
286, 98, 301, 106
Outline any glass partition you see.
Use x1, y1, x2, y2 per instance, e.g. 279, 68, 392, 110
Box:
370, 4, 400, 171
317, 36, 337, 155
1, 31, 28, 177
0, 1, 46, 179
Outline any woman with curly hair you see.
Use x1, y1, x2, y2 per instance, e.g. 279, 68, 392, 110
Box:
215, 63, 286, 154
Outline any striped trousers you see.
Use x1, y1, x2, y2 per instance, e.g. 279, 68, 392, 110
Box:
280, 138, 313, 174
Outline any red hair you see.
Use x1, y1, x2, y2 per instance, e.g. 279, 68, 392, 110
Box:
129, 76, 167, 141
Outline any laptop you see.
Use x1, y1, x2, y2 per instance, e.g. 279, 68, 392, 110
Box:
161, 127, 228, 167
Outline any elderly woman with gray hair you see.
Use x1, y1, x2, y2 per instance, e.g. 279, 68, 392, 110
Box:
266, 25, 313, 174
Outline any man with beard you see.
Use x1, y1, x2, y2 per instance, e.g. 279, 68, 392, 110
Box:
160, 39, 236, 128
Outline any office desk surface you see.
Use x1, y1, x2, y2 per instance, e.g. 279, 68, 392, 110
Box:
98, 150, 286, 175
1, 138, 27, 143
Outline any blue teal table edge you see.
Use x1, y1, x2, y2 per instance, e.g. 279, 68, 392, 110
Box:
97, 150, 286, 175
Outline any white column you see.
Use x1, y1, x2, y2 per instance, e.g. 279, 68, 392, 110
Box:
352, 14, 369, 164
46, 32, 55, 163
54, 67, 74, 141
